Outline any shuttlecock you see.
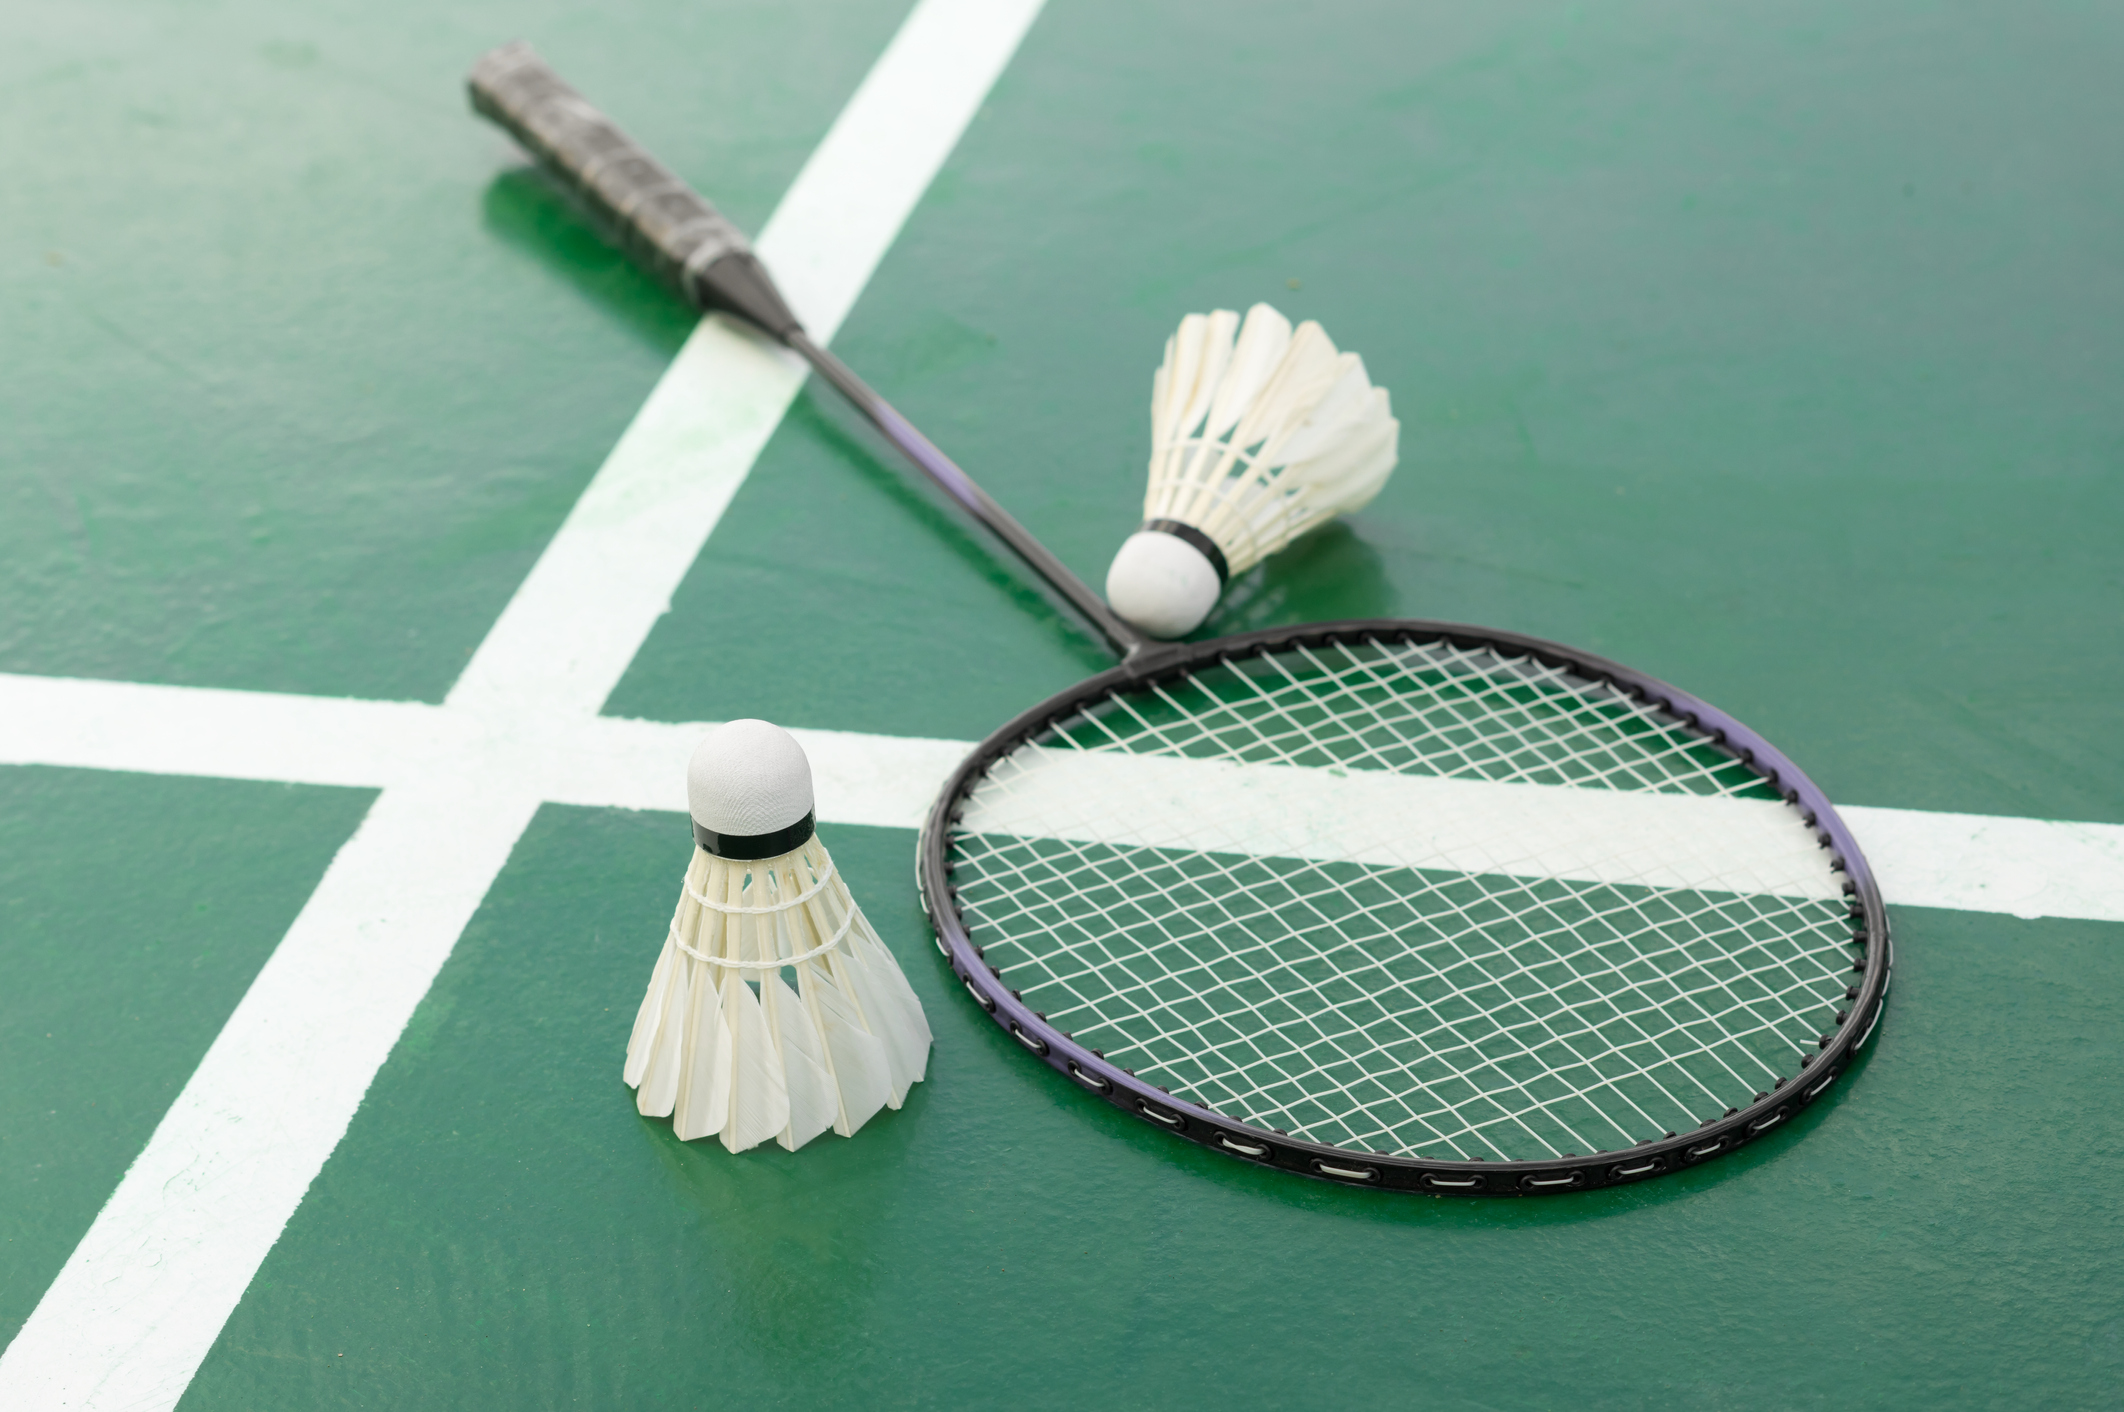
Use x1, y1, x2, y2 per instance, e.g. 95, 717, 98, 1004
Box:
624, 719, 932, 1153
1105, 303, 1399, 639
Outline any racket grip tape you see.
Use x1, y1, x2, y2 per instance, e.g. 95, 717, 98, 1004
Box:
467, 41, 801, 339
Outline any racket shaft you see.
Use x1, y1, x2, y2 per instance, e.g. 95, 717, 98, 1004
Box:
787, 332, 1147, 657
468, 42, 1147, 659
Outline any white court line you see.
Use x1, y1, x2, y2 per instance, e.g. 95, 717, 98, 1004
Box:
448, 0, 1038, 719
0, 1, 1048, 1407
963, 747, 1847, 899
2, 0, 2120, 1395
5, 669, 2122, 924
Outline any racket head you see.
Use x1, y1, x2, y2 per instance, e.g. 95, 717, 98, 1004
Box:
918, 620, 1890, 1194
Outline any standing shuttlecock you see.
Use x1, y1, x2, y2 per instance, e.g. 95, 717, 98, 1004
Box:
624, 719, 932, 1153
1104, 303, 1400, 639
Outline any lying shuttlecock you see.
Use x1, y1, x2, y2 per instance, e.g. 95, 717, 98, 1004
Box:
624, 719, 932, 1153
1104, 303, 1400, 639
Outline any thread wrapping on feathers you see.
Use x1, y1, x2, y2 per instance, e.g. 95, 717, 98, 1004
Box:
1106, 303, 1399, 638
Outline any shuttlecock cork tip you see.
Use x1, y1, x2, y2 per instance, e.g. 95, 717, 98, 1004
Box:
1107, 529, 1222, 639
687, 719, 816, 859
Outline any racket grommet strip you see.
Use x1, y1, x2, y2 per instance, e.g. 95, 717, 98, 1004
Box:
962, 977, 996, 1014
1519, 1170, 1586, 1192
1139, 1102, 1186, 1130
921, 616, 1893, 1196
1068, 1063, 1112, 1095
1419, 1172, 1486, 1192
1311, 1159, 1380, 1184
1011, 1025, 1049, 1057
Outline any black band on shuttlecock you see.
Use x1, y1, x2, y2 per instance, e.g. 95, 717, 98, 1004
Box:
1141, 519, 1230, 585
693, 810, 816, 860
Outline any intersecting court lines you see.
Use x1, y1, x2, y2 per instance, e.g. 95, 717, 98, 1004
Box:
1, 0, 2123, 1397
5, 666, 2122, 931
0, 2, 1048, 1408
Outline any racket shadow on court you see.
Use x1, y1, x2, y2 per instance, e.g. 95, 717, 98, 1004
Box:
480, 168, 697, 360
485, 159, 1124, 676
785, 392, 1116, 671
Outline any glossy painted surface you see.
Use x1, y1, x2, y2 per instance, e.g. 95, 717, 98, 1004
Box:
2, 0, 900, 702
0, 770, 373, 1343
187, 813, 2124, 1408
3, 0, 2120, 1406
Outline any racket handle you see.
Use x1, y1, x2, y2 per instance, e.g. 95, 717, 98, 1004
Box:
467, 41, 800, 339
468, 42, 1154, 663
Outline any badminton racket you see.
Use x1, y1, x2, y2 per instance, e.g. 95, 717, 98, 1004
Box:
470, 42, 1890, 1194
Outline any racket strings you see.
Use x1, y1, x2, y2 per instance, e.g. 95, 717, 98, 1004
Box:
946, 637, 1854, 1162
972, 842, 1838, 1073
956, 831, 1850, 1158
1061, 637, 1762, 801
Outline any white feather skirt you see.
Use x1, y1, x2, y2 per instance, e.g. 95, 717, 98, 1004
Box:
623, 836, 932, 1153
1144, 303, 1399, 576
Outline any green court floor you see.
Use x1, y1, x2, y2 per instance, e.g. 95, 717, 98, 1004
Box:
4, 1, 2121, 1408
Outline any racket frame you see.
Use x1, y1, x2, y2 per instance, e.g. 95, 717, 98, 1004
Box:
918, 618, 1891, 1194
467, 45, 1892, 1193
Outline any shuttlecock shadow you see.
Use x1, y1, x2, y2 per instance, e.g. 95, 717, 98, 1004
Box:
1198, 522, 1398, 638
479, 167, 697, 358
639, 1082, 932, 1359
